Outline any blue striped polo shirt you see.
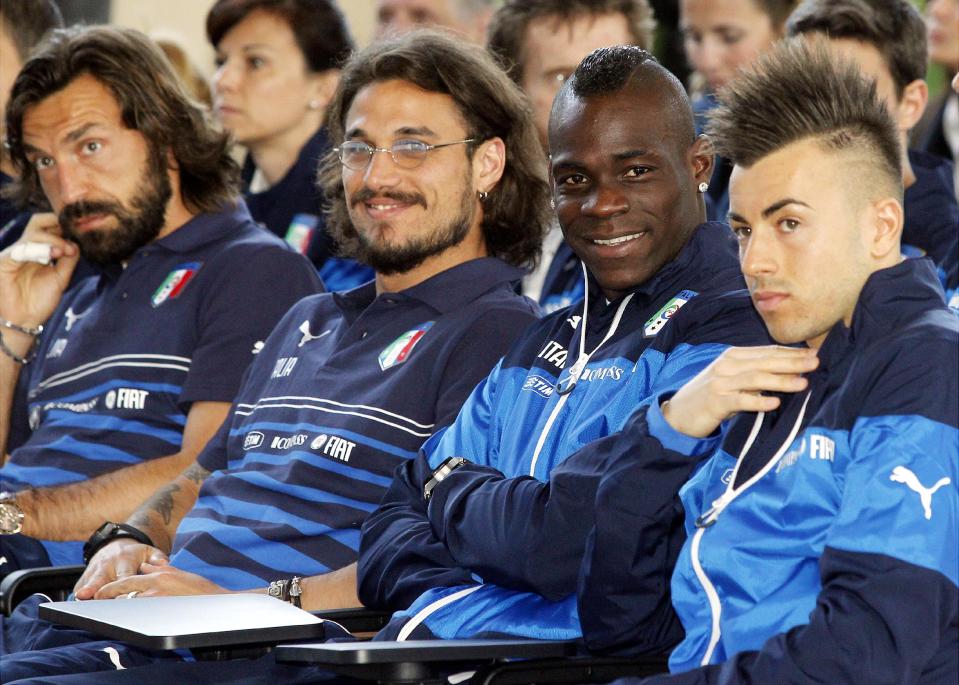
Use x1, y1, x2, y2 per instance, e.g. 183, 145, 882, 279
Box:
169, 257, 538, 589
2, 201, 322, 564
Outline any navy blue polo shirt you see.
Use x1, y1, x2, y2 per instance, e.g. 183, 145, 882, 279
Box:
170, 257, 539, 589
242, 127, 373, 291
1, 201, 322, 564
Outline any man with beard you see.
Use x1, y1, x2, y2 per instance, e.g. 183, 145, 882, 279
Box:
0, 26, 322, 576
0, 30, 548, 680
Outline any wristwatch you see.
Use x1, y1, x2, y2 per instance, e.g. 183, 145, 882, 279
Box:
83, 521, 155, 564
423, 456, 469, 501
0, 492, 24, 535
268, 576, 302, 608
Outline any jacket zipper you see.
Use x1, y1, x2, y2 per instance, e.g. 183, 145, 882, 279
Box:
690, 391, 811, 665
529, 265, 634, 477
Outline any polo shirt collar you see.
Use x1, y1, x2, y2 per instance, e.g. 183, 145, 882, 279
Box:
90, 199, 250, 286
152, 199, 251, 254
334, 257, 525, 316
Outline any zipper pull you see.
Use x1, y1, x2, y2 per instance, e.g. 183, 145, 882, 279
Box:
556, 352, 589, 395
695, 492, 733, 529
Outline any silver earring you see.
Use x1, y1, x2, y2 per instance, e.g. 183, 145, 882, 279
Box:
478, 190, 488, 202
698, 182, 709, 193
549, 197, 556, 209
308, 99, 321, 110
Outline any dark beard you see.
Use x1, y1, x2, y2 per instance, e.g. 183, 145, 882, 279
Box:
351, 183, 475, 276
58, 145, 172, 267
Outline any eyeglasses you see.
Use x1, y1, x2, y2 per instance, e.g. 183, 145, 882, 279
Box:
334, 138, 476, 171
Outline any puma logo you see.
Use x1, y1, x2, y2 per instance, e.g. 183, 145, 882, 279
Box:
101, 646, 126, 670
64, 306, 89, 332
298, 320, 330, 348
890, 465, 952, 520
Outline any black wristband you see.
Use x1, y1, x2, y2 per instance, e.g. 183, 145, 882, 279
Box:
83, 521, 154, 564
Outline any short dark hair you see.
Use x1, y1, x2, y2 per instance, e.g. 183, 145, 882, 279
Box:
487, 0, 655, 85
707, 39, 902, 194
5, 25, 239, 213
0, 0, 63, 62
559, 45, 695, 145
321, 30, 551, 269
206, 0, 354, 73
786, 0, 927, 97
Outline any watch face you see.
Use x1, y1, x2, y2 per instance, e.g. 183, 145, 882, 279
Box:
0, 502, 23, 534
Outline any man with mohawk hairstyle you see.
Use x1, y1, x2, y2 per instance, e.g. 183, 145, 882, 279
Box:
579, 39, 958, 684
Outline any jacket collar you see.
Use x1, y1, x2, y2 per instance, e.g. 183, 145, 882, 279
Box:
582, 221, 737, 317
817, 258, 947, 373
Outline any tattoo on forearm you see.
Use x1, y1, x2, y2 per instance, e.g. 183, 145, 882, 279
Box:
150, 483, 180, 525
184, 463, 211, 485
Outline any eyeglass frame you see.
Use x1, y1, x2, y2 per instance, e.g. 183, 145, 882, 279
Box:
333, 138, 478, 171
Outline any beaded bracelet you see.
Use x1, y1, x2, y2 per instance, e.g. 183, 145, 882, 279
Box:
0, 317, 43, 337
0, 319, 43, 364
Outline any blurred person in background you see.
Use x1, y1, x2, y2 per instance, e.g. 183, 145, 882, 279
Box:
0, 0, 63, 252
375, 0, 494, 43
679, 0, 796, 220
152, 32, 213, 109
914, 0, 959, 198
208, 0, 373, 290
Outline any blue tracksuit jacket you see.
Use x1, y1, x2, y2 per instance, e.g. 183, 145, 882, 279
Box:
358, 222, 771, 642
584, 258, 958, 684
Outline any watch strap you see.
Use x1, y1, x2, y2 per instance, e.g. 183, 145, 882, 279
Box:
83, 522, 155, 564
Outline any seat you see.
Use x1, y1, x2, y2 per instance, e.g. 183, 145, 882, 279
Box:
0, 564, 84, 615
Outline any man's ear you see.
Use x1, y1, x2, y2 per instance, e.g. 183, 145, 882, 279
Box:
690, 134, 715, 186
896, 78, 928, 133
867, 196, 904, 261
472, 136, 506, 195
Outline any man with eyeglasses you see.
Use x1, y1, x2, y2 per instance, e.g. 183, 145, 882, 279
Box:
0, 30, 549, 680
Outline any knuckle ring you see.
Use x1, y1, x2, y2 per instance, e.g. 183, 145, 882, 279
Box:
126, 590, 139, 599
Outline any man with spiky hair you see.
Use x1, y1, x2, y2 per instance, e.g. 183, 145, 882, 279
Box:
787, 0, 958, 307
579, 40, 958, 684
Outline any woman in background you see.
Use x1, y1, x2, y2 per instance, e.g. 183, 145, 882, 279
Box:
679, 0, 796, 220
207, 0, 373, 290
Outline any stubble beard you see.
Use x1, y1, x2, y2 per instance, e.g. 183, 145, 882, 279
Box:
58, 145, 172, 267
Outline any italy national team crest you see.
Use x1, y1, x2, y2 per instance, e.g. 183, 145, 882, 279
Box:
378, 322, 435, 371
285, 214, 319, 255
643, 289, 698, 337
152, 262, 202, 307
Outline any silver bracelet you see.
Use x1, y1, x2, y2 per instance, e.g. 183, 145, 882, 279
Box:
0, 330, 39, 364
0, 318, 42, 337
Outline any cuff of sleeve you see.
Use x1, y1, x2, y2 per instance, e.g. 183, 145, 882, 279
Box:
646, 393, 721, 457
